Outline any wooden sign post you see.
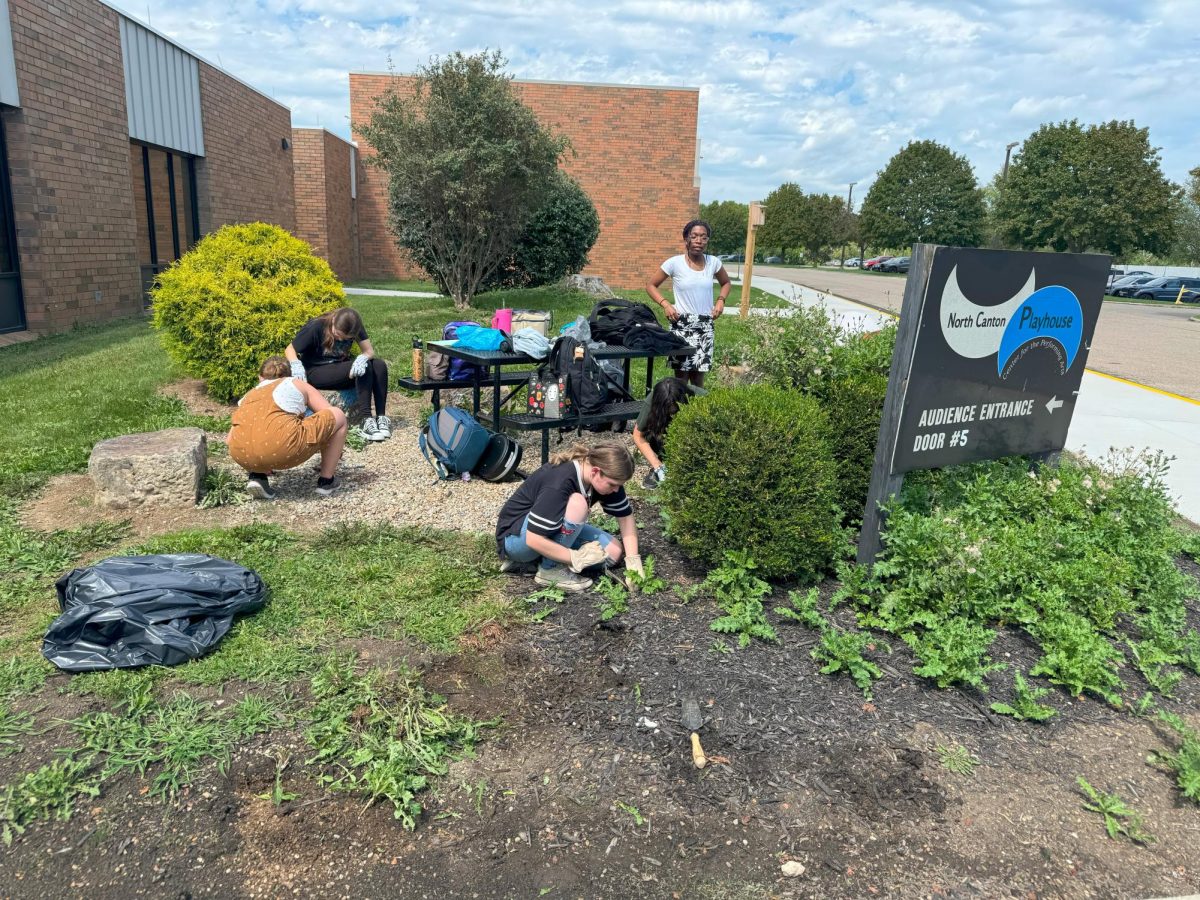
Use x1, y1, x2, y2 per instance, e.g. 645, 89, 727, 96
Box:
739, 201, 765, 318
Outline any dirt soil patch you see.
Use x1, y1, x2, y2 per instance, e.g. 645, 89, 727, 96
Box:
6, 384, 1200, 897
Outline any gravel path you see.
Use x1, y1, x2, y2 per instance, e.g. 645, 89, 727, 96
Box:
23, 387, 648, 539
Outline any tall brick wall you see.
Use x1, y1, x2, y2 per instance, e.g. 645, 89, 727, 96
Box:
291, 127, 359, 281
3, 0, 142, 333
195, 61, 295, 235
349, 74, 700, 289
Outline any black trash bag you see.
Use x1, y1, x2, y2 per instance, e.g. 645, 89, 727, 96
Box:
43, 554, 267, 672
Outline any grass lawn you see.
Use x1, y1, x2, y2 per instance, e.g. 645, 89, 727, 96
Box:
0, 280, 774, 848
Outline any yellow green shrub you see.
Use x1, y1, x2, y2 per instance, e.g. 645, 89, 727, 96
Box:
151, 223, 343, 402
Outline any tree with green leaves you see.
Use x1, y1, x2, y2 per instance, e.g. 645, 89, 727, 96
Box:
359, 51, 568, 308
859, 140, 985, 249
699, 200, 748, 256
1188, 167, 1200, 206
796, 193, 848, 265
994, 120, 1178, 257
758, 182, 806, 257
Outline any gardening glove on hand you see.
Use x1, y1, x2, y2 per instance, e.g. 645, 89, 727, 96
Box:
653, 465, 666, 485
349, 354, 370, 379
289, 360, 306, 381
569, 541, 608, 573
625, 554, 644, 577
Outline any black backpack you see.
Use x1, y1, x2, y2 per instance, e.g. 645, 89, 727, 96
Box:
588, 298, 659, 345
622, 321, 693, 354
540, 336, 630, 420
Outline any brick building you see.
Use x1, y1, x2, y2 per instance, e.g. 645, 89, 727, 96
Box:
291, 128, 360, 283
349, 73, 701, 290
0, 0, 295, 336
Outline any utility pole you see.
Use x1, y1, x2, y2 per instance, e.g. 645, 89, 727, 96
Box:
839, 182, 857, 268
739, 201, 765, 318
1002, 141, 1019, 179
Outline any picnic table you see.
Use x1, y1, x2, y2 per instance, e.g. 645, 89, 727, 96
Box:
418, 339, 689, 463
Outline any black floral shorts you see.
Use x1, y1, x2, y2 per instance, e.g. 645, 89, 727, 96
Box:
670, 314, 715, 372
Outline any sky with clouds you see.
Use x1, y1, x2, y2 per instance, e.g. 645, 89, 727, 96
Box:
107, 0, 1200, 205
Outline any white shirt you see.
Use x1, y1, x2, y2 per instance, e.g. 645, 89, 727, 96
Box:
660, 254, 724, 316
239, 377, 306, 416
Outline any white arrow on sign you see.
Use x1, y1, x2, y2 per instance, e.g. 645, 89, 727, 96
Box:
1045, 396, 1063, 414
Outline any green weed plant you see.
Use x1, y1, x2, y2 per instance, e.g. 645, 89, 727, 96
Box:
1150, 711, 1200, 802
1076, 776, 1155, 843
303, 656, 494, 829
0, 757, 100, 847
842, 451, 1196, 705
989, 671, 1057, 721
776, 588, 885, 698
696, 551, 778, 648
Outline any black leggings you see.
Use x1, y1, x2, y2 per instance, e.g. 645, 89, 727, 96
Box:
306, 358, 388, 416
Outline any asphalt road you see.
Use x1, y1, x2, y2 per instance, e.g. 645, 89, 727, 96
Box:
750, 265, 1200, 401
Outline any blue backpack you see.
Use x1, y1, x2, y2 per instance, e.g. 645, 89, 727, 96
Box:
443, 321, 485, 382
419, 407, 490, 478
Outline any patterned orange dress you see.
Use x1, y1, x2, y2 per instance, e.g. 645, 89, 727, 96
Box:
228, 378, 338, 472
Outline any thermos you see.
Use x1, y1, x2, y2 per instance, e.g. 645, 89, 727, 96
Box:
412, 336, 424, 382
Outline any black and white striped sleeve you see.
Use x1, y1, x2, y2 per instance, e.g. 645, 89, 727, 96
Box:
600, 488, 632, 519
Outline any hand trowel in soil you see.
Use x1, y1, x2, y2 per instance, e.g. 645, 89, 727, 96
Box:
681, 698, 707, 769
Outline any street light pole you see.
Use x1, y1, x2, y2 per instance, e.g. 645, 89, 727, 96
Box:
839, 182, 857, 268
1002, 141, 1019, 179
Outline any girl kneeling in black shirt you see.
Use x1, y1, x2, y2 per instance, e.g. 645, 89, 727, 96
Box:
495, 442, 643, 593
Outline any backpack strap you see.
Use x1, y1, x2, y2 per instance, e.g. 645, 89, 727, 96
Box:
418, 424, 448, 479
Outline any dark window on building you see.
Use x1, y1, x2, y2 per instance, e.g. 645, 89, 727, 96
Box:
0, 115, 25, 334
131, 141, 199, 307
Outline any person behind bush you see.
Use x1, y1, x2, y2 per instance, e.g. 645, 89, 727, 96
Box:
645, 219, 732, 388
631, 377, 706, 489
495, 442, 644, 592
228, 356, 349, 499
284, 307, 391, 441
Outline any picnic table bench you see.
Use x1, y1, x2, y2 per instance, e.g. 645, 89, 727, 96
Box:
394, 370, 533, 418
424, 340, 689, 464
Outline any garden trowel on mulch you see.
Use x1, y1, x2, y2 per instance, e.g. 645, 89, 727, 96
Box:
681, 698, 707, 769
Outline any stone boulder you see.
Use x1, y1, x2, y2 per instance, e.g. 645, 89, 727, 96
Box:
88, 428, 207, 509
563, 274, 617, 299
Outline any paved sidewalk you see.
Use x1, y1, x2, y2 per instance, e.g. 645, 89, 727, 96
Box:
746, 276, 1200, 525
345, 287, 442, 298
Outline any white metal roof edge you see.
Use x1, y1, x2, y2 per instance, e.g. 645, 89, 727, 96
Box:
99, 1, 292, 113
348, 71, 699, 93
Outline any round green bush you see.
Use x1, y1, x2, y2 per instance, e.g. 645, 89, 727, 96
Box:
151, 223, 344, 402
819, 370, 888, 522
662, 385, 841, 581
483, 170, 600, 290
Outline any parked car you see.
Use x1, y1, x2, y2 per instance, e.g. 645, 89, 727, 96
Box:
725, 253, 744, 262
1183, 290, 1200, 303
1132, 277, 1200, 301
1108, 274, 1158, 295
881, 256, 911, 273
864, 256, 892, 270
1111, 276, 1165, 297
844, 257, 862, 268
764, 255, 783, 264
1107, 269, 1152, 290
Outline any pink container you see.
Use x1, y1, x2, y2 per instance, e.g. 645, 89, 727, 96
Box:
491, 308, 513, 334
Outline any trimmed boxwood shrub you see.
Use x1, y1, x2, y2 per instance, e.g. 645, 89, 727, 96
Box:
662, 385, 841, 581
151, 223, 344, 402
819, 370, 888, 522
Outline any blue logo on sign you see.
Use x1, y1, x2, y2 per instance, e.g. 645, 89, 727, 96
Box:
996, 285, 1083, 375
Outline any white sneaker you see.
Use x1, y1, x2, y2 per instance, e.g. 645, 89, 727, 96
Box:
534, 566, 593, 593
360, 417, 386, 442
375, 415, 392, 439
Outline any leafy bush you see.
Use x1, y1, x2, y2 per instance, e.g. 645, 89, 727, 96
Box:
743, 304, 842, 392
662, 386, 840, 580
151, 223, 344, 402
842, 450, 1196, 708
819, 370, 888, 522
483, 170, 600, 290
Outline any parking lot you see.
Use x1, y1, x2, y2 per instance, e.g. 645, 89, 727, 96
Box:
751, 264, 1200, 401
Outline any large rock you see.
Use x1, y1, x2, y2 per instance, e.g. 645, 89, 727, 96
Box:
563, 274, 617, 299
89, 428, 207, 509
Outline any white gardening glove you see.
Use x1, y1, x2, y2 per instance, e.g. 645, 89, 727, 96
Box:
569, 541, 608, 573
653, 465, 666, 485
349, 354, 370, 379
290, 360, 306, 381
625, 554, 644, 577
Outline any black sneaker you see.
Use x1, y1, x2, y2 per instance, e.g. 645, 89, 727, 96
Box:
499, 558, 536, 576
315, 476, 339, 497
246, 474, 275, 500
641, 470, 660, 490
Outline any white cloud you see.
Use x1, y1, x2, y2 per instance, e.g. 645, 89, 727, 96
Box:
111, 0, 1198, 202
